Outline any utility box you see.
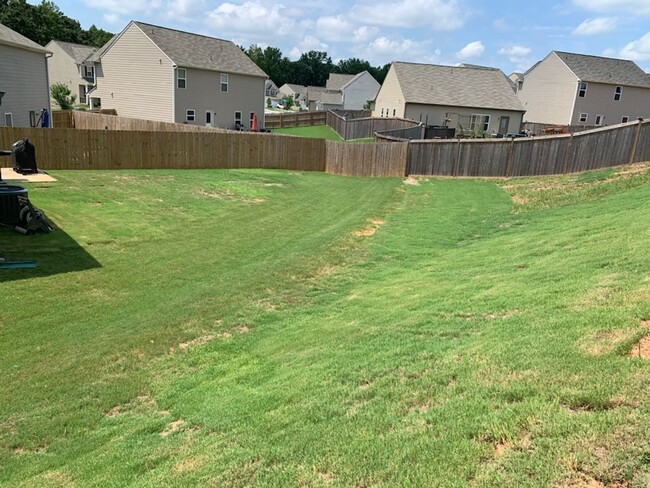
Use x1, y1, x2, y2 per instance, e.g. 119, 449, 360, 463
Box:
11, 138, 38, 174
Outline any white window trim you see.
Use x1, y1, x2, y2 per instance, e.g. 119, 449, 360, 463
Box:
4, 113, 13, 127
594, 114, 604, 126
177, 68, 187, 89
186, 109, 195, 122
578, 82, 588, 98
614, 86, 622, 101
221, 73, 229, 93
579, 113, 588, 123
470, 114, 491, 132
234, 111, 242, 124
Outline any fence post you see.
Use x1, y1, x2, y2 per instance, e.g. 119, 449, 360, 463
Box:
504, 138, 515, 177
629, 119, 643, 164
562, 133, 574, 174
452, 139, 461, 177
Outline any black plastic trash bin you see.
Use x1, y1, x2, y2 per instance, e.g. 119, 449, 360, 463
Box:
11, 138, 38, 174
0, 185, 28, 225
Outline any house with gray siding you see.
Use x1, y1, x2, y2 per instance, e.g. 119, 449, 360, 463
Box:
516, 51, 650, 126
373, 62, 525, 135
89, 21, 267, 129
0, 23, 51, 127
45, 40, 97, 107
325, 72, 380, 110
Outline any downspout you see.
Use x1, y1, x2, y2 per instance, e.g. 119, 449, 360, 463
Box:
45, 53, 53, 127
172, 64, 177, 123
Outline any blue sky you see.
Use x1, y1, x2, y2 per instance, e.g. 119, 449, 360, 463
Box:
47, 0, 650, 73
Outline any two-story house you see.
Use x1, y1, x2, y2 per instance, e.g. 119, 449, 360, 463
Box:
0, 23, 51, 127
88, 21, 267, 129
45, 40, 98, 107
373, 62, 525, 135
516, 51, 650, 126
325, 72, 380, 110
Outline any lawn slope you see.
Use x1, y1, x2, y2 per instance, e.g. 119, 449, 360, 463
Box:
2, 165, 650, 487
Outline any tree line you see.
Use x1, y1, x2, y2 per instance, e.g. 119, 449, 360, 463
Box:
0, 0, 388, 87
0, 0, 113, 47
245, 45, 390, 88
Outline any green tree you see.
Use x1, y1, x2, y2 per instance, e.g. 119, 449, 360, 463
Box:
296, 51, 333, 86
50, 82, 76, 110
334, 58, 372, 75
281, 96, 294, 110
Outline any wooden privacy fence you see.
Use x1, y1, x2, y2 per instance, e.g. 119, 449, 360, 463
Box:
264, 111, 326, 129
54, 110, 227, 133
327, 111, 420, 140
0, 128, 326, 172
406, 120, 648, 177
325, 141, 408, 177
1, 119, 648, 178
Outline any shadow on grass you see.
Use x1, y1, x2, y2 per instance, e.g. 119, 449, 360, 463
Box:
0, 222, 101, 282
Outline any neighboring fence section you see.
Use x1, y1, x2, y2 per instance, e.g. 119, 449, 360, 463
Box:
406, 121, 648, 177
1, 119, 648, 179
53, 110, 226, 133
325, 141, 408, 177
327, 111, 420, 140
264, 111, 327, 129
0, 128, 325, 172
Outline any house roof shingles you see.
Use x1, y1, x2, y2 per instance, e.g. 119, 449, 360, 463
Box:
326, 73, 355, 90
0, 23, 50, 54
554, 51, 650, 88
52, 40, 96, 63
393, 62, 525, 112
132, 21, 266, 78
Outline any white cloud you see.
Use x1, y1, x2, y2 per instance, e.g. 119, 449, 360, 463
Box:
288, 35, 329, 59
457, 40, 484, 60
353, 26, 378, 43
102, 12, 121, 25
353, 0, 466, 30
620, 32, 650, 60
492, 18, 509, 31
355, 36, 437, 65
572, 0, 650, 16
206, 1, 298, 39
315, 16, 352, 41
572, 17, 617, 35
498, 45, 533, 71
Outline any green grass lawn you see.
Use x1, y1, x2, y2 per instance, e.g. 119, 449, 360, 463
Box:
1, 164, 650, 486
270, 125, 374, 143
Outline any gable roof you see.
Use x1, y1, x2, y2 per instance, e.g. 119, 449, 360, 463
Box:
326, 73, 355, 90
554, 51, 650, 88
130, 21, 266, 78
0, 23, 50, 54
391, 62, 525, 112
48, 40, 97, 63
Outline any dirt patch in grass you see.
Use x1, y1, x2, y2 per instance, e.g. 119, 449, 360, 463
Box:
355, 219, 385, 237
179, 334, 215, 351
581, 328, 637, 357
628, 324, 650, 360
404, 176, 420, 185
197, 189, 265, 204
161, 419, 186, 437
174, 456, 207, 474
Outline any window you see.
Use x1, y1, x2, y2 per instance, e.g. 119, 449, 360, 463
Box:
380, 108, 384, 117
517, 80, 524, 91
29, 110, 36, 127
177, 68, 186, 89
578, 82, 588, 97
595, 114, 603, 126
4, 113, 13, 127
614, 86, 622, 101
220, 73, 229, 92
83, 65, 94, 79
393, 108, 396, 117
249, 112, 255, 127
470, 114, 490, 132
579, 113, 588, 123
234, 111, 242, 125
186, 109, 195, 122
206, 111, 212, 125
621, 116, 629, 123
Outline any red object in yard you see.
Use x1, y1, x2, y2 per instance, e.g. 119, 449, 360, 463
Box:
251, 113, 258, 132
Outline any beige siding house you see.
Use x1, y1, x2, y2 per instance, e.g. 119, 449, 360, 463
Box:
45, 40, 97, 107
517, 51, 650, 126
373, 62, 525, 135
90, 21, 267, 128
0, 23, 51, 127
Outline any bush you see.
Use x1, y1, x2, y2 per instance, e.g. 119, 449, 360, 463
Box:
50, 83, 76, 110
